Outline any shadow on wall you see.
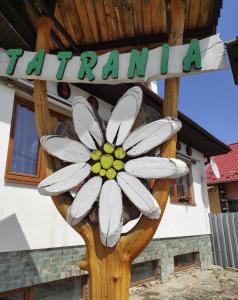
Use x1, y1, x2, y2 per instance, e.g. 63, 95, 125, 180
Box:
0, 214, 41, 292
0, 214, 30, 251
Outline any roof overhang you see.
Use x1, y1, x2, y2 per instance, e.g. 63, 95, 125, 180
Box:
77, 83, 230, 157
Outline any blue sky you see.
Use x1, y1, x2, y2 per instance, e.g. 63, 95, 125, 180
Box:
157, 0, 238, 145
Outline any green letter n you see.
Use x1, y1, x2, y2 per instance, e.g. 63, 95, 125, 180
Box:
127, 48, 148, 79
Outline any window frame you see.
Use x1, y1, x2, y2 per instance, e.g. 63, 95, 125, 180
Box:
5, 96, 67, 186
174, 252, 199, 272
170, 161, 194, 205
5, 97, 44, 185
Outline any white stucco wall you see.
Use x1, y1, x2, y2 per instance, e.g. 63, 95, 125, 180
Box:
0, 80, 210, 252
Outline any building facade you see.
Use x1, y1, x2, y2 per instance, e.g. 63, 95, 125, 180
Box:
207, 142, 238, 213
0, 78, 229, 299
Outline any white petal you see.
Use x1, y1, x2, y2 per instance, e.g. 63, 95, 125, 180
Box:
106, 86, 142, 146
38, 163, 90, 196
72, 96, 103, 150
67, 176, 102, 225
41, 135, 91, 163
99, 180, 123, 247
123, 117, 181, 156
117, 172, 160, 219
125, 157, 189, 179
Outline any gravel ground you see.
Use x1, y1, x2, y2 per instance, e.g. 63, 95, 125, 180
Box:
130, 265, 238, 300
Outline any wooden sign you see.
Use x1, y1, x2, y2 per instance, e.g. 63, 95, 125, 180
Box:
0, 34, 227, 84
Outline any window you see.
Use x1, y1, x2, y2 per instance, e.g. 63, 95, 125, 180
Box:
5, 97, 65, 185
34, 277, 85, 300
170, 161, 193, 205
174, 252, 198, 272
131, 260, 158, 286
5, 98, 44, 185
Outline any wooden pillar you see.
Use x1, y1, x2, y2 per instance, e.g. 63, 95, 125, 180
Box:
33, 1, 185, 299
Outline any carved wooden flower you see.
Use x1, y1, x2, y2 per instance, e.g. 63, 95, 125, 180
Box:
38, 86, 188, 247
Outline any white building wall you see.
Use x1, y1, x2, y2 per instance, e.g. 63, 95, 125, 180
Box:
0, 80, 210, 252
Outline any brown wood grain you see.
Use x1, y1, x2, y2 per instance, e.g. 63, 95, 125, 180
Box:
199, 0, 211, 27
66, 0, 85, 44
121, 0, 135, 38
57, 0, 78, 44
53, 4, 71, 48
160, 0, 167, 33
131, 0, 143, 36
142, 0, 152, 35
188, 0, 201, 30
94, 0, 109, 42
103, 0, 119, 40
74, 0, 94, 44
151, 0, 162, 34
84, 0, 100, 43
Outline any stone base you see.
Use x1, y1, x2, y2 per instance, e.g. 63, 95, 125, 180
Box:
0, 234, 213, 292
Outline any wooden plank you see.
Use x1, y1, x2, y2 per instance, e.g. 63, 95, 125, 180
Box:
53, 4, 71, 48
142, 0, 152, 35
41, 135, 91, 163
131, 0, 143, 36
120, 0, 135, 38
103, 0, 120, 40
198, 0, 211, 27
57, 0, 78, 44
117, 172, 160, 219
99, 180, 123, 247
188, 0, 201, 30
84, 0, 100, 43
73, 96, 103, 149
125, 157, 188, 179
38, 163, 91, 196
106, 86, 142, 146
123, 117, 182, 156
184, 0, 190, 30
75, 0, 94, 44
67, 176, 102, 225
113, 4, 124, 39
94, 0, 109, 42
151, 0, 162, 34
66, 0, 85, 44
160, 0, 167, 33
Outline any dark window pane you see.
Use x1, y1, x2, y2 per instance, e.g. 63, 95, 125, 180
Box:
174, 252, 198, 269
35, 277, 83, 300
131, 261, 156, 283
0, 292, 24, 299
228, 199, 238, 212
10, 104, 39, 175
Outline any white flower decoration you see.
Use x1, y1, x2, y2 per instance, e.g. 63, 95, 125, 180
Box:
38, 86, 188, 247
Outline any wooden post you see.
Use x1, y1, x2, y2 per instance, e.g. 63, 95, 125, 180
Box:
33, 1, 185, 299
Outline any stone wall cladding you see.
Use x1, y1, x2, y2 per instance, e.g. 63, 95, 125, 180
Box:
0, 234, 213, 292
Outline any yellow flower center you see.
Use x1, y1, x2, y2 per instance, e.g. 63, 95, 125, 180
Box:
90, 143, 126, 179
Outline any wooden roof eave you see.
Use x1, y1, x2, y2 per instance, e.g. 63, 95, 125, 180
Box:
2, 0, 223, 54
